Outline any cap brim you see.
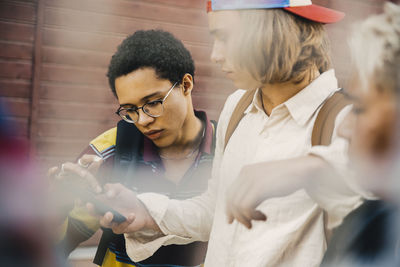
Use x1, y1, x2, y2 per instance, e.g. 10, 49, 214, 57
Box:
284, 4, 345, 24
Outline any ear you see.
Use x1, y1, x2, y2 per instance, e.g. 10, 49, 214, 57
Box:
182, 73, 194, 96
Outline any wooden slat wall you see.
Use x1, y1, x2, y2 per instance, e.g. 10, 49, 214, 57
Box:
0, 0, 36, 140
0, 0, 389, 170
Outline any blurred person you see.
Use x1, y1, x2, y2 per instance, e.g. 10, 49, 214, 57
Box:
321, 2, 400, 266
52, 30, 217, 267
0, 101, 65, 266
62, 1, 364, 266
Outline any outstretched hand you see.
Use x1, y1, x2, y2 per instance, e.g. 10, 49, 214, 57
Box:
225, 156, 326, 229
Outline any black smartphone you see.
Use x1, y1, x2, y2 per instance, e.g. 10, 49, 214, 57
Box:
58, 178, 127, 223
77, 187, 127, 223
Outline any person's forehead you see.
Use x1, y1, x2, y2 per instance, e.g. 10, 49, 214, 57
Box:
115, 68, 171, 101
208, 10, 240, 30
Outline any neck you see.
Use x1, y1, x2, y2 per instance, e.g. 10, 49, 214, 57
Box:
260, 71, 320, 115
159, 110, 203, 158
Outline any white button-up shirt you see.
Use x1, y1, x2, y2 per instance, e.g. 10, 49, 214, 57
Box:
125, 70, 363, 266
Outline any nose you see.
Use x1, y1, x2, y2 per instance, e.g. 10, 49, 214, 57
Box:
338, 111, 356, 141
136, 109, 155, 127
210, 40, 225, 65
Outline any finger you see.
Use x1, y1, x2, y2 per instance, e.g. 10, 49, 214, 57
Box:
226, 209, 234, 224
111, 214, 136, 234
235, 188, 263, 224
225, 199, 235, 224
231, 207, 252, 229
87, 157, 104, 174
63, 163, 102, 193
103, 183, 124, 198
99, 211, 114, 228
250, 210, 267, 221
47, 166, 59, 178
79, 154, 102, 166
79, 154, 104, 174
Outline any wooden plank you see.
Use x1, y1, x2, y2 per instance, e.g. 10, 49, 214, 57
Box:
41, 64, 107, 85
43, 8, 212, 44
43, 27, 124, 53
45, 0, 208, 27
195, 62, 227, 79
192, 93, 228, 108
43, 27, 213, 58
0, 79, 31, 98
12, 0, 38, 3
42, 46, 111, 68
0, 96, 30, 117
0, 21, 35, 43
0, 61, 32, 79
38, 119, 116, 138
0, 1, 36, 23
192, 75, 236, 94
0, 41, 33, 60
36, 138, 90, 157
186, 44, 213, 64
42, 44, 213, 68
141, 0, 206, 10
2, 116, 29, 137
40, 83, 115, 103
38, 101, 115, 120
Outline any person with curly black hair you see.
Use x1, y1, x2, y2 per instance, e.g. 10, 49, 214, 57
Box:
52, 29, 217, 267
107, 30, 195, 97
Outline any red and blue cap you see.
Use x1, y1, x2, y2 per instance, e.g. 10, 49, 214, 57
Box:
207, 0, 345, 24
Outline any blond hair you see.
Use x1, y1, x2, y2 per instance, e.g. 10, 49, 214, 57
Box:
349, 2, 400, 93
232, 9, 331, 85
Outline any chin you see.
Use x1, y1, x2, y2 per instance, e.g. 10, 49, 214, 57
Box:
234, 80, 258, 90
152, 136, 173, 149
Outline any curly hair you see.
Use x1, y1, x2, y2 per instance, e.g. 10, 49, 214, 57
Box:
233, 9, 331, 85
107, 30, 195, 96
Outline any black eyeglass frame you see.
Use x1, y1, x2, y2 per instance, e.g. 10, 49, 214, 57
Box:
115, 81, 179, 124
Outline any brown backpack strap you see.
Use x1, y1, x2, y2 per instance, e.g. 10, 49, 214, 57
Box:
224, 89, 352, 150
224, 89, 257, 150
311, 90, 352, 146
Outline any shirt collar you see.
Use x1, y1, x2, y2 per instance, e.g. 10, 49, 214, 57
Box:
284, 69, 339, 126
245, 70, 339, 123
244, 89, 264, 115
142, 110, 214, 162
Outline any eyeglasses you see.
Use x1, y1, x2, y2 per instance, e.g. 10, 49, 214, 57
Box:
115, 82, 178, 124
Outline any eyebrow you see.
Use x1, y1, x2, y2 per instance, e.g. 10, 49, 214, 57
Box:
119, 91, 163, 107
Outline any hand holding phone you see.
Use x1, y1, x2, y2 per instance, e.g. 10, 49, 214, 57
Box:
57, 177, 127, 223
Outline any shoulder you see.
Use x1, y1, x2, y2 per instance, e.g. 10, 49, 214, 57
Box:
219, 89, 246, 124
89, 127, 117, 159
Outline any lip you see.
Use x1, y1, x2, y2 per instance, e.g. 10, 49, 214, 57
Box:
222, 69, 233, 74
143, 129, 164, 140
222, 69, 234, 78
